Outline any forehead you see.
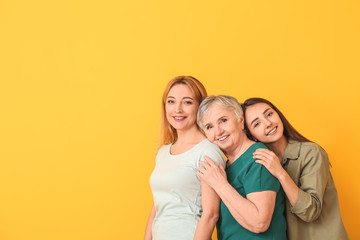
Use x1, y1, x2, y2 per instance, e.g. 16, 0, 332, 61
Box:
202, 103, 236, 123
245, 102, 272, 118
167, 84, 194, 98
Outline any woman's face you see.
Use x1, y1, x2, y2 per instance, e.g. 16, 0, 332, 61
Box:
165, 84, 199, 132
202, 103, 244, 154
244, 103, 284, 143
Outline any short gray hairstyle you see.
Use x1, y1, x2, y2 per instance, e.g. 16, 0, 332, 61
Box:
197, 95, 244, 131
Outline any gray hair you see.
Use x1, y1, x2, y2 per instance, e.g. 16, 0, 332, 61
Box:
197, 95, 244, 131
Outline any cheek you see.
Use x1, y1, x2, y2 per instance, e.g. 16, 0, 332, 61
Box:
165, 115, 172, 124
189, 107, 198, 117
165, 109, 172, 119
277, 120, 284, 131
165, 107, 173, 119
165, 105, 171, 114
250, 128, 262, 139
204, 131, 215, 142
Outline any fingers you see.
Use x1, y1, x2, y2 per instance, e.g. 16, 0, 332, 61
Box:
198, 156, 216, 175
203, 155, 216, 166
254, 148, 275, 157
198, 166, 206, 172
197, 166, 205, 176
253, 152, 269, 162
199, 156, 226, 179
253, 148, 277, 162
199, 160, 210, 169
219, 162, 225, 170
255, 159, 269, 169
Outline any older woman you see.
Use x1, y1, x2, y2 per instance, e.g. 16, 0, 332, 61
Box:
196, 95, 287, 240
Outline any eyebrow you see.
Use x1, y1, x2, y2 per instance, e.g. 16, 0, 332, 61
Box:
250, 117, 259, 126
250, 108, 271, 126
203, 115, 227, 129
166, 96, 194, 100
183, 97, 194, 100
263, 108, 271, 114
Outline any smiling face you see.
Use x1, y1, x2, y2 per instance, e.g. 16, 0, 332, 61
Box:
244, 102, 285, 144
202, 103, 244, 154
165, 84, 199, 132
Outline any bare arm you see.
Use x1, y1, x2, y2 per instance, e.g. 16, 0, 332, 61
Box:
217, 183, 276, 233
197, 156, 276, 233
193, 180, 220, 240
144, 204, 156, 240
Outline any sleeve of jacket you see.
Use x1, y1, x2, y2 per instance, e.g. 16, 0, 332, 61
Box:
290, 144, 330, 222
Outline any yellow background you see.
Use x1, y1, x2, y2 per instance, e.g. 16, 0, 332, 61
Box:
0, 0, 359, 239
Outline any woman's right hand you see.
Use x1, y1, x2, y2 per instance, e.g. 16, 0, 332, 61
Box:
253, 148, 285, 179
197, 155, 227, 191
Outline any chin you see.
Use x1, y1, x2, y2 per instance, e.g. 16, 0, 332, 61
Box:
218, 143, 230, 152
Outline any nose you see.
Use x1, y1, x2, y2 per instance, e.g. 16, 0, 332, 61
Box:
215, 125, 224, 136
264, 118, 272, 128
175, 102, 183, 113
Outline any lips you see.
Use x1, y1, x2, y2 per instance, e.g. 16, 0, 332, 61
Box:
173, 116, 187, 121
266, 127, 277, 136
217, 135, 229, 142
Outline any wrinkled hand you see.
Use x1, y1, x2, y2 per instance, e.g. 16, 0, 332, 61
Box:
197, 155, 227, 190
253, 148, 285, 179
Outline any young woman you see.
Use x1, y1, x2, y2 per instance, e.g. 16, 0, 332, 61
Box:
196, 95, 287, 240
144, 76, 226, 240
242, 97, 348, 240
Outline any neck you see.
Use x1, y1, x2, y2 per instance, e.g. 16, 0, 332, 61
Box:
175, 125, 205, 145
265, 135, 288, 159
225, 135, 255, 164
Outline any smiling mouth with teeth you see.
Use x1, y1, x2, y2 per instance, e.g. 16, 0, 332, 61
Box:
174, 116, 186, 120
218, 135, 229, 141
267, 127, 277, 135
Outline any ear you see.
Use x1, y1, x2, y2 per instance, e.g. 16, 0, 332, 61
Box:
240, 117, 245, 130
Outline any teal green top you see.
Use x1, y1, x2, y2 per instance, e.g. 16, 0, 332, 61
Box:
217, 142, 287, 240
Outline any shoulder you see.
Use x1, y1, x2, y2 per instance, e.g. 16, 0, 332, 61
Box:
155, 143, 171, 159
247, 142, 269, 154
242, 144, 281, 191
241, 142, 269, 167
301, 141, 324, 151
198, 139, 221, 151
290, 140, 330, 167
253, 141, 269, 150
197, 139, 226, 165
158, 143, 171, 153
298, 141, 327, 158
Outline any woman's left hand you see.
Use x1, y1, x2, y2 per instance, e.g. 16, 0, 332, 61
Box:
197, 156, 227, 190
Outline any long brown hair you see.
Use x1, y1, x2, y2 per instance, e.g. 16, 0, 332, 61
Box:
159, 76, 207, 146
242, 98, 310, 142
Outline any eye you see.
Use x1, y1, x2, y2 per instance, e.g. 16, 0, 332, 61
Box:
167, 99, 175, 104
221, 118, 227, 123
253, 122, 260, 128
184, 100, 193, 105
206, 125, 213, 130
266, 111, 273, 117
